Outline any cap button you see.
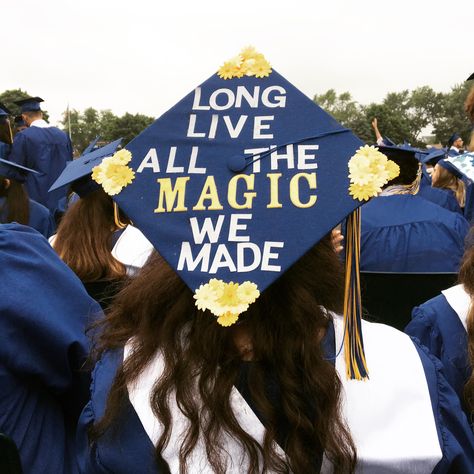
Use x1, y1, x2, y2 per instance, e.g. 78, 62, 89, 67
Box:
227, 155, 247, 173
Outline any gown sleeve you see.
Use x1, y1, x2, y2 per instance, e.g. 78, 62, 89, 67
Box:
411, 338, 474, 473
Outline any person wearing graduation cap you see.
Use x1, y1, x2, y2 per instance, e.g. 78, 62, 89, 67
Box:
13, 114, 27, 134
431, 157, 466, 208
370, 117, 396, 147
448, 132, 464, 156
0, 223, 103, 474
0, 102, 13, 160
406, 225, 474, 417
49, 139, 153, 308
360, 144, 469, 273
0, 158, 55, 237
8, 96, 73, 219
76, 48, 474, 473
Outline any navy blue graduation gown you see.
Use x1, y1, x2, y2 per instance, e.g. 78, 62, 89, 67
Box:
9, 125, 72, 215
0, 223, 103, 474
406, 286, 470, 405
76, 317, 474, 473
463, 179, 474, 223
0, 141, 11, 159
361, 194, 469, 273
27, 198, 56, 237
0, 197, 56, 238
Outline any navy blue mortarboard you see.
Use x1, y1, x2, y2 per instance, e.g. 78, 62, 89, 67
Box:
0, 103, 11, 117
89, 49, 402, 380
0, 158, 40, 183
438, 158, 464, 179
382, 136, 396, 146
81, 136, 101, 156
420, 147, 446, 165
14, 97, 44, 113
49, 138, 122, 198
467, 72, 474, 81
448, 133, 461, 147
440, 152, 474, 182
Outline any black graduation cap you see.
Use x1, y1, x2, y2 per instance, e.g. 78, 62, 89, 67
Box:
14, 97, 44, 113
377, 145, 420, 185
467, 72, 474, 81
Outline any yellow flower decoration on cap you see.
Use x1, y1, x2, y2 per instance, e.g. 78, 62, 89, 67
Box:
91, 149, 135, 196
194, 279, 260, 327
348, 145, 400, 201
218, 46, 271, 80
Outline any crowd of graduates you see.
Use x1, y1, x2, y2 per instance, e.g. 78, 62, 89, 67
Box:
1, 65, 474, 474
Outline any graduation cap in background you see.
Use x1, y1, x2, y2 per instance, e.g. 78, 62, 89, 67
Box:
441, 152, 474, 182
420, 148, 446, 166
0, 103, 11, 117
89, 48, 401, 380
382, 136, 396, 146
49, 138, 122, 198
81, 136, 101, 156
0, 158, 40, 183
438, 158, 464, 179
0, 104, 13, 144
377, 144, 421, 186
14, 97, 44, 113
448, 132, 461, 148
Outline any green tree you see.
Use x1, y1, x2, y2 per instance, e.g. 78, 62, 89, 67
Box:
102, 112, 154, 145
313, 89, 363, 131
59, 108, 154, 154
0, 89, 50, 121
432, 82, 472, 146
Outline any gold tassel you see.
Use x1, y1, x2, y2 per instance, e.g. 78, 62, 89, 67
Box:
343, 208, 369, 380
113, 202, 127, 229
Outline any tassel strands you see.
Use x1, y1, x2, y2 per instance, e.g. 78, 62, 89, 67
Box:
113, 202, 127, 229
343, 208, 369, 380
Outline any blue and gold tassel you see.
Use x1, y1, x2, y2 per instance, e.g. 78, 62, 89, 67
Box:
343, 208, 369, 380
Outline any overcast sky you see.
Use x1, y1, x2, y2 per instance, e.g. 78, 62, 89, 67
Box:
2, 0, 472, 126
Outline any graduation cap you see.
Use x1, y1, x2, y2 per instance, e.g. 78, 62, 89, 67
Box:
448, 132, 461, 147
377, 144, 420, 185
0, 158, 40, 183
49, 138, 122, 197
14, 97, 44, 113
420, 148, 446, 165
440, 152, 474, 182
0, 103, 11, 117
467, 72, 474, 81
90, 49, 401, 380
438, 158, 464, 179
382, 136, 396, 146
81, 136, 101, 156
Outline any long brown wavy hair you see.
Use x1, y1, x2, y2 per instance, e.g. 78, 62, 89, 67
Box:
90, 233, 357, 473
53, 189, 127, 282
459, 228, 474, 414
0, 176, 29, 225
432, 165, 466, 207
